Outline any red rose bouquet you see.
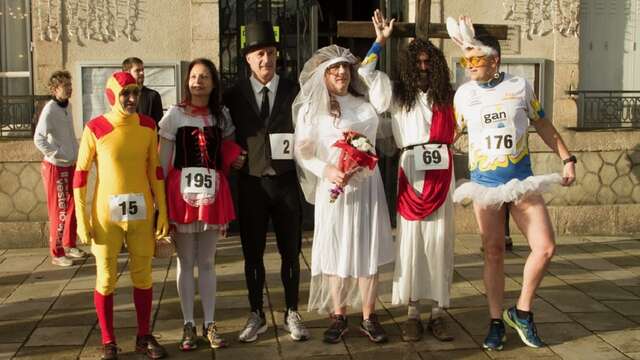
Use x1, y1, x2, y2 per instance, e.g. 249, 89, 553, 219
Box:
329, 130, 378, 203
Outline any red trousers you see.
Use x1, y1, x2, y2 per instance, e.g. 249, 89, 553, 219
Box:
41, 161, 77, 257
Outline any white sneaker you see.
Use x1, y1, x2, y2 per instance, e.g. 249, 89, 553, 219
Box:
238, 311, 268, 343
283, 310, 310, 341
65, 247, 88, 258
51, 256, 73, 267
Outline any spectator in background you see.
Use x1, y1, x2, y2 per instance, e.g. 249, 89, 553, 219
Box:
34, 70, 88, 267
123, 57, 164, 124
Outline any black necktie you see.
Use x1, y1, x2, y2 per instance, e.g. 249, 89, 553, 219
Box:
260, 86, 270, 123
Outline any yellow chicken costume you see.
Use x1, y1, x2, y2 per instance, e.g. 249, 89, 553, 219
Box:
73, 71, 168, 349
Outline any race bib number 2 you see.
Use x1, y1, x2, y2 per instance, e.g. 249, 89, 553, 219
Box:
413, 144, 449, 171
109, 193, 146, 222
270, 133, 294, 160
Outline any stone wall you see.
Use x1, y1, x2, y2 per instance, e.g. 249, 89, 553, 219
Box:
0, 141, 49, 248
31, 0, 221, 135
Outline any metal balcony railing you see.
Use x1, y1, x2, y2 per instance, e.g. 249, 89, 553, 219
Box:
0, 95, 50, 139
567, 90, 640, 129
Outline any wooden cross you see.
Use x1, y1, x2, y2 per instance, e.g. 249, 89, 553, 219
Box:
337, 0, 508, 42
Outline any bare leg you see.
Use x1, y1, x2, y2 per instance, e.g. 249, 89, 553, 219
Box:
473, 202, 507, 319
359, 275, 378, 319
510, 194, 555, 312
330, 275, 347, 315
505, 206, 513, 250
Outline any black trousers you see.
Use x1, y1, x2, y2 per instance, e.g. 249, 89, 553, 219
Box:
238, 171, 302, 312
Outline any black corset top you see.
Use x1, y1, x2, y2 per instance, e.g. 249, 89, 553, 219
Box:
173, 125, 222, 169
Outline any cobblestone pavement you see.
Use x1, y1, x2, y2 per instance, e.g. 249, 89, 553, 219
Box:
1, 233, 639, 359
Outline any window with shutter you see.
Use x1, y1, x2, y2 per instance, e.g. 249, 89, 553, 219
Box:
576, 0, 640, 128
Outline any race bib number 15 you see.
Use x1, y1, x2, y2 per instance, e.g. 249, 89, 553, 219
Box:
109, 193, 147, 222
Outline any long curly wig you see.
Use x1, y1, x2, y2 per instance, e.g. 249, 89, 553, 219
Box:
394, 39, 453, 111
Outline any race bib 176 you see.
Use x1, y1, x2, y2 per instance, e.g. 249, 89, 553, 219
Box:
481, 126, 516, 156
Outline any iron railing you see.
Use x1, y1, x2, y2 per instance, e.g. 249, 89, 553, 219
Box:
0, 95, 50, 138
567, 90, 640, 129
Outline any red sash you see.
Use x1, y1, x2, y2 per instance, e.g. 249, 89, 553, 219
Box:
397, 105, 455, 221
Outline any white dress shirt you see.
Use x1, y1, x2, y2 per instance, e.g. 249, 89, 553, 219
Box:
249, 73, 279, 114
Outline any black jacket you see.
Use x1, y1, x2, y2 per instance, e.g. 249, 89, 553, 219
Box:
223, 76, 299, 176
138, 86, 164, 125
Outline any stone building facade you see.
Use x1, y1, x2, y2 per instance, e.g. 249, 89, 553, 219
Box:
0, 0, 638, 249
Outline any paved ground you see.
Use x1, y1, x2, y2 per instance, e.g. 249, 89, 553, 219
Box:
0, 233, 639, 359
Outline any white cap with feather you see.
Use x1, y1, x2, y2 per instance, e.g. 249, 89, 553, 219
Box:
446, 16, 497, 56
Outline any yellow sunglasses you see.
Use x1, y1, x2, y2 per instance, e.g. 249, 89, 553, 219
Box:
460, 55, 490, 68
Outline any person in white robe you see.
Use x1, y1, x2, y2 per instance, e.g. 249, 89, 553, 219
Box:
365, 10, 457, 342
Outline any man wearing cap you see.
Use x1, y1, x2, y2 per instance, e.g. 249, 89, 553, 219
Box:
223, 21, 309, 343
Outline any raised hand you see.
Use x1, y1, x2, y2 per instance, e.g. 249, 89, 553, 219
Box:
372, 9, 395, 45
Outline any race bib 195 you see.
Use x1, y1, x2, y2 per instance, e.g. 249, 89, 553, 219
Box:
413, 144, 449, 171
180, 167, 216, 196
109, 193, 147, 222
269, 133, 294, 160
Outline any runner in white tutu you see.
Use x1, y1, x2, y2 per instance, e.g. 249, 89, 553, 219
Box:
448, 16, 576, 350
293, 39, 394, 343
364, 10, 456, 342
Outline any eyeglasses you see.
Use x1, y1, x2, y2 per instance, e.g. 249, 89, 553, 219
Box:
460, 55, 490, 68
326, 62, 350, 74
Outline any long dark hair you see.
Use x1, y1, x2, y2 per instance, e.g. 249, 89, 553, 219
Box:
183, 58, 223, 117
394, 39, 453, 111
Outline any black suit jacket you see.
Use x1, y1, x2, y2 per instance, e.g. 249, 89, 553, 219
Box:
224, 76, 299, 176
138, 86, 164, 125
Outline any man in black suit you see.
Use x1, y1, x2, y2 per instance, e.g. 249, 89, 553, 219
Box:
224, 21, 309, 343
122, 57, 164, 125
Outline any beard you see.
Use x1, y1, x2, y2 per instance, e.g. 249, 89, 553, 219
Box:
418, 71, 429, 91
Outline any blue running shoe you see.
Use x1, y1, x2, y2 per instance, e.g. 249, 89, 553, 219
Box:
503, 307, 544, 348
483, 319, 506, 351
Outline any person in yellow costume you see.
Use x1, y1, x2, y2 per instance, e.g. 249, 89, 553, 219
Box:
73, 71, 169, 360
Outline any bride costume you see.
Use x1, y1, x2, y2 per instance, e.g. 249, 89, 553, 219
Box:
292, 45, 394, 313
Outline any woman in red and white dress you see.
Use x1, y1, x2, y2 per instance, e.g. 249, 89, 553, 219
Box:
158, 58, 244, 351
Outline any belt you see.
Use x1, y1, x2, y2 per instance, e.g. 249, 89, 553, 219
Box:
401, 142, 450, 152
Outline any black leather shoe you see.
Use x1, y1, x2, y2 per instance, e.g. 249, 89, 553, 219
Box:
101, 342, 118, 360
135, 334, 167, 359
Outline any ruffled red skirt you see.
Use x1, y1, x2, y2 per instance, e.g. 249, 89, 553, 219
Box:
166, 168, 235, 225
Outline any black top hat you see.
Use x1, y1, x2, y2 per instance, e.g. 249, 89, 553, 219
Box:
243, 21, 279, 55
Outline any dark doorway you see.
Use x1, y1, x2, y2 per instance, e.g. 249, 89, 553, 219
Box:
220, 0, 401, 232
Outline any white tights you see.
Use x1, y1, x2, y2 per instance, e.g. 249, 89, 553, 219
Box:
175, 229, 218, 326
